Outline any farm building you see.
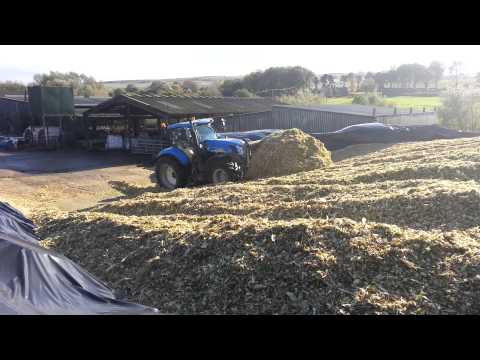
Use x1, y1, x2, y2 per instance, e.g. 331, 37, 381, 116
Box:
0, 96, 32, 135
0, 94, 110, 137
83, 93, 281, 153
224, 104, 438, 133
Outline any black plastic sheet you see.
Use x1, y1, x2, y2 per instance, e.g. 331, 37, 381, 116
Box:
0, 202, 159, 315
312, 123, 480, 151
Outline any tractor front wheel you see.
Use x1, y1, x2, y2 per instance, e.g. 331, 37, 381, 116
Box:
208, 161, 239, 185
155, 157, 187, 190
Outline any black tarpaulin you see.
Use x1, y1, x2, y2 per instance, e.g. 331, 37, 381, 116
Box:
0, 202, 159, 315
312, 124, 480, 151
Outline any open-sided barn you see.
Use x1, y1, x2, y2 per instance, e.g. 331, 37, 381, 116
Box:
81, 94, 281, 153
84, 94, 280, 120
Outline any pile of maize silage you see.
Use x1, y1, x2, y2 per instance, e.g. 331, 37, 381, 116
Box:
246, 128, 332, 179
35, 136, 480, 314
38, 213, 480, 315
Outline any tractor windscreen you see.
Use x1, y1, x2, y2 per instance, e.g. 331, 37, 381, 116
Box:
196, 125, 217, 142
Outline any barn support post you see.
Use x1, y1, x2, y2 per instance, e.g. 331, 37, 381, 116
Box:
15, 102, 20, 135
43, 115, 49, 147
126, 104, 132, 151
39, 85, 48, 147
59, 116, 63, 148
82, 112, 89, 146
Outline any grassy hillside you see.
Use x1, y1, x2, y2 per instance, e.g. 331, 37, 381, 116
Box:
279, 94, 442, 109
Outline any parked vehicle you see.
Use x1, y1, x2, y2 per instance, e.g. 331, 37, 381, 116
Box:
154, 119, 251, 190
219, 129, 280, 141
0, 136, 15, 151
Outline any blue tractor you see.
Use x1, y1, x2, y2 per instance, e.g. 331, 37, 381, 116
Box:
154, 119, 251, 190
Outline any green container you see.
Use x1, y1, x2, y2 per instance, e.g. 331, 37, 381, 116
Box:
28, 86, 74, 116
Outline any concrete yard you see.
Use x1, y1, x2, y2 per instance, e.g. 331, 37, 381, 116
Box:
0, 149, 157, 216
0, 144, 391, 217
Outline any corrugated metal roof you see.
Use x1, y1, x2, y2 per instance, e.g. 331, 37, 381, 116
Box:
127, 94, 281, 115
88, 94, 281, 117
273, 104, 429, 117
73, 97, 111, 106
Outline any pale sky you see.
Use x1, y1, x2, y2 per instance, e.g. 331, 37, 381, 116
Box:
1, 45, 479, 83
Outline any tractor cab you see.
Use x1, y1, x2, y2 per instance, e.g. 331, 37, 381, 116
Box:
155, 119, 251, 190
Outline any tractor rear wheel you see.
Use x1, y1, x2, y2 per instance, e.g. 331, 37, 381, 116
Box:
155, 157, 187, 190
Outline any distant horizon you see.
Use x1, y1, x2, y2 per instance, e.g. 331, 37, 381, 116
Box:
1, 45, 479, 84
1, 72, 476, 87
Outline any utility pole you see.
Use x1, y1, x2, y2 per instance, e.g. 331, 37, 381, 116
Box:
471, 94, 475, 131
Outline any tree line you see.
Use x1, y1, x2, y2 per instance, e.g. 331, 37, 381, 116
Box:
218, 62, 448, 97
362, 62, 445, 90
0, 71, 110, 97
220, 66, 317, 97
0, 61, 469, 100
0, 81, 26, 95
32, 71, 110, 97
111, 79, 225, 98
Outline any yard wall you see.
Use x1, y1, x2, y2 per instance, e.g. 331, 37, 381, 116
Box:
223, 108, 438, 134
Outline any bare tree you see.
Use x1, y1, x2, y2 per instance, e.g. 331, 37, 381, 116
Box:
428, 61, 445, 89
347, 73, 355, 92
449, 61, 463, 90
320, 74, 329, 88
386, 69, 398, 88
327, 74, 336, 88
312, 76, 320, 92
355, 74, 363, 92
373, 72, 387, 90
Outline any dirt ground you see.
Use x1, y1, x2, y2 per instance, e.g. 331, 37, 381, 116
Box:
0, 149, 157, 216
0, 144, 389, 217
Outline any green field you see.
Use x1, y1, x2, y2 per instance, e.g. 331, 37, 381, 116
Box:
324, 96, 442, 109
384, 96, 442, 108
